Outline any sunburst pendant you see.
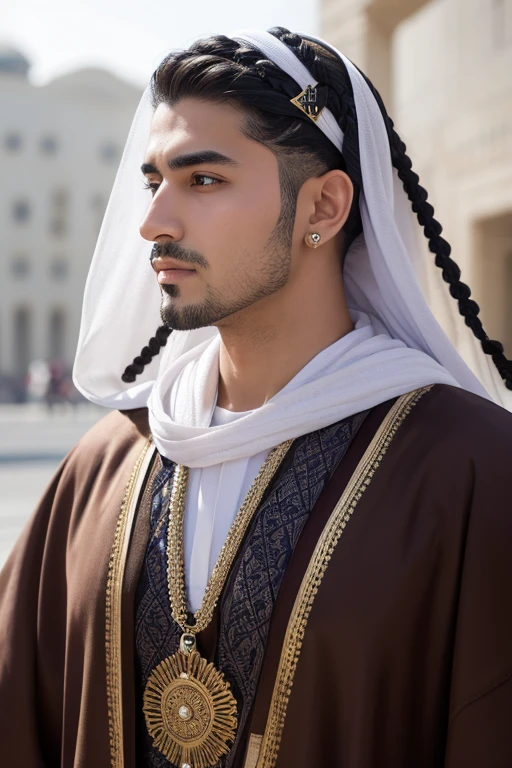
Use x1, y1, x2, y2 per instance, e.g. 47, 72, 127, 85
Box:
143, 649, 238, 768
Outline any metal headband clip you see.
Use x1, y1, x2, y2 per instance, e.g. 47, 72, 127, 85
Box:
290, 84, 323, 123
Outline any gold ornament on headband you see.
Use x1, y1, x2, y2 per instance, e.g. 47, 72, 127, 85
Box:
290, 84, 323, 123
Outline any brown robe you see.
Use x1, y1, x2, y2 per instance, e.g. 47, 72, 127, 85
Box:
0, 384, 511, 767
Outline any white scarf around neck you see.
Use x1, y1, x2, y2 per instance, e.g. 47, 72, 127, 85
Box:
148, 311, 458, 467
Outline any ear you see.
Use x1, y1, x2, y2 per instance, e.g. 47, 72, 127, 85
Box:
301, 169, 354, 244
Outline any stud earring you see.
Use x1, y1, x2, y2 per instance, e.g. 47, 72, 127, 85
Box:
304, 232, 321, 249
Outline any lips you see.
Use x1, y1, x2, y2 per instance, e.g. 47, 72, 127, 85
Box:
152, 256, 196, 284
152, 257, 195, 273
156, 265, 196, 285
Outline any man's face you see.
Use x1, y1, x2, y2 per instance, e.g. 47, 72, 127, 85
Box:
140, 98, 294, 331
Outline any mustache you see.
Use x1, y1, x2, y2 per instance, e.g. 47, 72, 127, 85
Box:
150, 242, 209, 269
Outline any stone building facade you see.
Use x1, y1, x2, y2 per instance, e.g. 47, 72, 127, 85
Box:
0, 46, 141, 390
321, 0, 512, 360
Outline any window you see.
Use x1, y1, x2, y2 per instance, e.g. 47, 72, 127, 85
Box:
12, 199, 30, 223
4, 132, 22, 152
14, 307, 31, 375
91, 193, 106, 234
11, 254, 30, 278
49, 258, 68, 280
40, 135, 58, 155
48, 309, 66, 360
50, 189, 68, 237
91, 193, 105, 211
99, 142, 120, 164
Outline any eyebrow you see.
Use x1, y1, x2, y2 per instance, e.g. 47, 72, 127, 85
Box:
141, 150, 240, 175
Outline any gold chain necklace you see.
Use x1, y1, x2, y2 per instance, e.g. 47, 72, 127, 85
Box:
143, 441, 293, 768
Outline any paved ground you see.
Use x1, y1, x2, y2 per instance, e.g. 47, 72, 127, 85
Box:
0, 402, 106, 460
0, 404, 106, 567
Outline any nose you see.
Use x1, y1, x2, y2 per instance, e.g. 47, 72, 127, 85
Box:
139, 184, 184, 243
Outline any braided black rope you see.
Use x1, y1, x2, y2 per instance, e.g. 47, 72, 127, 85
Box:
272, 28, 512, 390
268, 27, 363, 251
269, 28, 358, 139
121, 325, 172, 383
356, 71, 512, 389
154, 36, 319, 125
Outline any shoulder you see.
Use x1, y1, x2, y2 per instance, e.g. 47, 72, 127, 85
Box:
410, 383, 512, 454
62, 407, 151, 478
394, 384, 512, 493
75, 406, 150, 451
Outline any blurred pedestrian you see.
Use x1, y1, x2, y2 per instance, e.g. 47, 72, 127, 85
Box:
25, 359, 50, 404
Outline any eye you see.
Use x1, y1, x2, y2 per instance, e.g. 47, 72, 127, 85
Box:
143, 181, 160, 195
191, 174, 223, 188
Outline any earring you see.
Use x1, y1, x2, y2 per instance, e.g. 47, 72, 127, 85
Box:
304, 232, 321, 249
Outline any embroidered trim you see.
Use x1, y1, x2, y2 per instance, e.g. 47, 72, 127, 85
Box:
105, 440, 156, 768
244, 734, 263, 768
222, 413, 367, 767
167, 440, 294, 634
256, 386, 432, 767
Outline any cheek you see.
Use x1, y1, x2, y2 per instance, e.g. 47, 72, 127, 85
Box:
196, 180, 282, 251
245, 179, 282, 233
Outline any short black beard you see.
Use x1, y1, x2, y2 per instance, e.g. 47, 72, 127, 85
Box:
159, 205, 294, 331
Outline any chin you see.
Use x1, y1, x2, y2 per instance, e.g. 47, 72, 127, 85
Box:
160, 305, 210, 332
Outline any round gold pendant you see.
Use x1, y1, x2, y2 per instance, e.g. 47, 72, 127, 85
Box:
143, 649, 238, 768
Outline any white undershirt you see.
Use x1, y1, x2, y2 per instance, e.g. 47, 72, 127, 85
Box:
183, 405, 271, 612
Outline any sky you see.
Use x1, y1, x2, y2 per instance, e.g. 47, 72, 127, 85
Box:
1, 0, 318, 88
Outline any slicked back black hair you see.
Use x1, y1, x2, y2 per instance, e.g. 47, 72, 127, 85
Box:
122, 27, 512, 390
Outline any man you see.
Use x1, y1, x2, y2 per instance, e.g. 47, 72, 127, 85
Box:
1, 26, 511, 768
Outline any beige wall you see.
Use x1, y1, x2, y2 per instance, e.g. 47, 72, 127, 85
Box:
321, 0, 512, 363
321, 0, 430, 110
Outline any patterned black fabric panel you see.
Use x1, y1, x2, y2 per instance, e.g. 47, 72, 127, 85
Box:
217, 413, 368, 767
134, 457, 181, 768
134, 412, 367, 768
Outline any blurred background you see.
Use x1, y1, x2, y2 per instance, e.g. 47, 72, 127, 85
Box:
1, 0, 511, 565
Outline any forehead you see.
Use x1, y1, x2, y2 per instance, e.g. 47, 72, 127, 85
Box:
146, 99, 251, 160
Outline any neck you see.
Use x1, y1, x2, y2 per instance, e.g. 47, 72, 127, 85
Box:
216, 263, 353, 412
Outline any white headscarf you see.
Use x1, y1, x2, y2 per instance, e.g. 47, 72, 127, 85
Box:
73, 29, 511, 467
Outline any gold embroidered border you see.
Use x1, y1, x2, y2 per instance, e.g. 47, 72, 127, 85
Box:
168, 440, 294, 634
245, 734, 264, 768
255, 386, 432, 768
105, 439, 156, 768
